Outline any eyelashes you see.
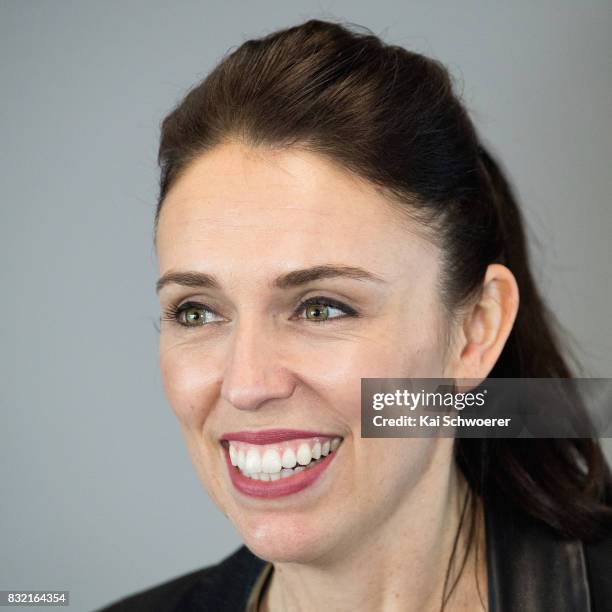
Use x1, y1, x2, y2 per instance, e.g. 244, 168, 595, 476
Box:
161, 301, 221, 327
160, 296, 358, 329
293, 296, 358, 324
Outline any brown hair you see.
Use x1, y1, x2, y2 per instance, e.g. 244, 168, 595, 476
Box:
155, 18, 612, 609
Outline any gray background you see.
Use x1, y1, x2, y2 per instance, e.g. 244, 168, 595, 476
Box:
1, 1, 610, 610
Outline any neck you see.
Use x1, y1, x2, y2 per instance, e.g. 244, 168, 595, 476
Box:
259, 448, 487, 612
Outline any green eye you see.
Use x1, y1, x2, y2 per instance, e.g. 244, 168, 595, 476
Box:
297, 297, 357, 322
305, 303, 330, 321
183, 306, 206, 325
166, 302, 223, 327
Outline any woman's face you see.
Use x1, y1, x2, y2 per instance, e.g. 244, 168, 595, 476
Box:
156, 143, 458, 563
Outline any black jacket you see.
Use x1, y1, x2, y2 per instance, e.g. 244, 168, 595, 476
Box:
98, 492, 612, 612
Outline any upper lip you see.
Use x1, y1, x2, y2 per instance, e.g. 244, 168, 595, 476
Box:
220, 428, 340, 445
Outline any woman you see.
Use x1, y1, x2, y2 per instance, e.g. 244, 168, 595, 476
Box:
100, 19, 612, 612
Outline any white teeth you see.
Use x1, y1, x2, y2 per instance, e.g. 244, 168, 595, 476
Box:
296, 443, 312, 465
261, 449, 282, 474
281, 447, 297, 469
245, 448, 261, 474
237, 450, 337, 480
229, 436, 344, 481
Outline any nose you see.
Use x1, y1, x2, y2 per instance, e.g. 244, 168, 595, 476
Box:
220, 317, 296, 411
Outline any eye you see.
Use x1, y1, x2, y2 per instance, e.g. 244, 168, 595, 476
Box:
294, 296, 357, 323
162, 301, 224, 327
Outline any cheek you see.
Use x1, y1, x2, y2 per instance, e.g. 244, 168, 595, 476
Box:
392, 319, 448, 377
159, 344, 219, 430
160, 345, 228, 508
351, 437, 447, 526
347, 332, 446, 381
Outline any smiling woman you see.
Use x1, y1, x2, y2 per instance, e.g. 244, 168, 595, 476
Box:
99, 19, 612, 612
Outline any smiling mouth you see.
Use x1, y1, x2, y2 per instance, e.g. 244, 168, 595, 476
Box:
221, 436, 343, 481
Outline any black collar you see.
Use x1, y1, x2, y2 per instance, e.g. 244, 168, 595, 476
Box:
484, 491, 592, 611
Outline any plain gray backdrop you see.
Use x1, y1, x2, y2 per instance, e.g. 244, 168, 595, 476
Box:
1, 1, 611, 610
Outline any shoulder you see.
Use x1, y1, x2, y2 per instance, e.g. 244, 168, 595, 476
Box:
584, 520, 612, 612
97, 546, 267, 612
584, 481, 612, 610
484, 481, 612, 611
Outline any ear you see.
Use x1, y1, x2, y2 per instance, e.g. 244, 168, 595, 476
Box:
446, 263, 519, 381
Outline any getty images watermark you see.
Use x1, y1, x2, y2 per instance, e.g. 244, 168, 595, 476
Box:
361, 378, 612, 438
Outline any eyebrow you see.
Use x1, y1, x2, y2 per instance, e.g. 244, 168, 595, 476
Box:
155, 265, 386, 294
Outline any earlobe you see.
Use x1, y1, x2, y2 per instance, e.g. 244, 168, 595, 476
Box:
454, 264, 519, 380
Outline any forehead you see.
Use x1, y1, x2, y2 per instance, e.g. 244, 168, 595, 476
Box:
156, 143, 435, 279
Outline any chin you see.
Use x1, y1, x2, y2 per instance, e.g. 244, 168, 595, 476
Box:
236, 513, 337, 564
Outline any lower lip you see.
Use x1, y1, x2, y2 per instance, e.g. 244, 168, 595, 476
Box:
223, 445, 339, 499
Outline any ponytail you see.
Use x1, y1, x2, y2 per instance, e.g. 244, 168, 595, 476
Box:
456, 146, 612, 540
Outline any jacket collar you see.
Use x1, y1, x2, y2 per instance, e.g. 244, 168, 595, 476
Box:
484, 491, 592, 611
